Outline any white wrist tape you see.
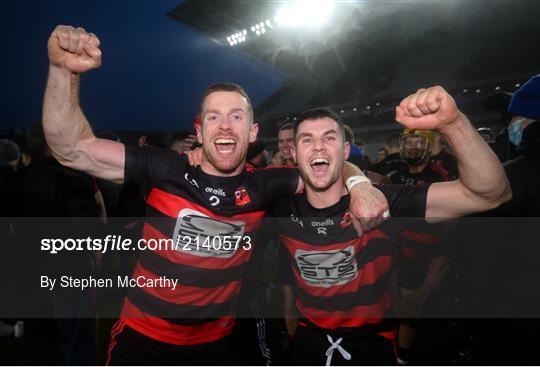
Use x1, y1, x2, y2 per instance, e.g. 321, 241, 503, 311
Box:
345, 175, 371, 191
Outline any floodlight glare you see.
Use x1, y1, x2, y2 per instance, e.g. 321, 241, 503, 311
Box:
229, 41, 234, 47
241, 36, 246, 42
255, 24, 260, 30
275, 0, 335, 28
256, 30, 261, 36
227, 37, 231, 42
261, 28, 266, 34
243, 30, 247, 35
251, 26, 256, 32
266, 19, 273, 28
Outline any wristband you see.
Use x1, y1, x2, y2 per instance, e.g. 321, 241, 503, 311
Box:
345, 175, 371, 191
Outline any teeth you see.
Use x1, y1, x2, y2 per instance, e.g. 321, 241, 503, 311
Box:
215, 139, 236, 144
311, 158, 329, 165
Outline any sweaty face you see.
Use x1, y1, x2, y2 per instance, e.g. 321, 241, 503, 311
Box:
402, 135, 430, 165
278, 128, 294, 162
197, 91, 258, 176
293, 117, 349, 192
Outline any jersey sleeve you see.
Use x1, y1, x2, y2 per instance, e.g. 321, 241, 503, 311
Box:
124, 146, 185, 197
379, 184, 431, 217
258, 167, 299, 206
377, 184, 431, 240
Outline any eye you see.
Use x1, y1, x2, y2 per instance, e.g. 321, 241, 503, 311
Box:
230, 113, 243, 121
301, 137, 311, 144
325, 135, 337, 142
207, 114, 219, 121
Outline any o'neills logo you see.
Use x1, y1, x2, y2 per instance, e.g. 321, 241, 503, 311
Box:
311, 218, 334, 227
205, 187, 226, 197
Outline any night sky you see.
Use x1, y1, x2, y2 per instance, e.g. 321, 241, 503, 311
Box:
2, 0, 286, 132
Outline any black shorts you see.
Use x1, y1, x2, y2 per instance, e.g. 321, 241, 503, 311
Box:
293, 325, 396, 366
107, 322, 231, 365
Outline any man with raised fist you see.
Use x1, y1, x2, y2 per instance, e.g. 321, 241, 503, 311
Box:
42, 25, 390, 365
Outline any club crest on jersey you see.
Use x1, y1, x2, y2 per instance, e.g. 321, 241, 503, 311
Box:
340, 212, 352, 228
234, 187, 251, 206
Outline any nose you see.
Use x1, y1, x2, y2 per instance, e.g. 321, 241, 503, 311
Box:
313, 137, 325, 151
218, 116, 233, 131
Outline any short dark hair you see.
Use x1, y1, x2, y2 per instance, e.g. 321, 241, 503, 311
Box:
199, 82, 253, 120
343, 125, 355, 144
386, 133, 401, 150
294, 107, 344, 141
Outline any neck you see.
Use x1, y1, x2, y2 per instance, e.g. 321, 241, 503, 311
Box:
306, 180, 348, 209
408, 160, 428, 174
200, 156, 245, 177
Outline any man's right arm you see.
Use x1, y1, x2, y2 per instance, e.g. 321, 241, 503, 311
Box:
43, 25, 125, 183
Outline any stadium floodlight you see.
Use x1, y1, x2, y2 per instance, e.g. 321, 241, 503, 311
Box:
255, 24, 260, 30
243, 29, 247, 35
229, 41, 234, 47
275, 0, 335, 29
266, 19, 273, 28
256, 30, 261, 36
261, 28, 266, 34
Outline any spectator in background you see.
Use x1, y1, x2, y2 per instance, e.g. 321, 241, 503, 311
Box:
430, 130, 459, 181
371, 133, 408, 176
6, 124, 100, 365
484, 91, 515, 162
246, 139, 268, 168
277, 122, 295, 166
0, 138, 21, 172
477, 127, 495, 144
376, 147, 388, 163
344, 124, 369, 171
502, 74, 540, 216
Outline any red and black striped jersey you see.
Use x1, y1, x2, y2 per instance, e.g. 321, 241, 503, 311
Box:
270, 184, 429, 337
121, 147, 298, 345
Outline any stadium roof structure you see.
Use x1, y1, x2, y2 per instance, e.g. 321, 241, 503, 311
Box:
169, 1, 540, 139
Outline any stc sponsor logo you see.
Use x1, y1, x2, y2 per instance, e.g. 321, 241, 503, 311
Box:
174, 208, 246, 258
295, 246, 358, 287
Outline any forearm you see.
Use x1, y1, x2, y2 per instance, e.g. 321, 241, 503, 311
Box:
42, 65, 96, 165
342, 161, 367, 182
440, 114, 510, 202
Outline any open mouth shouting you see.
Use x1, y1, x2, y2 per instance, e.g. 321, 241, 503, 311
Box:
310, 157, 330, 177
214, 138, 237, 154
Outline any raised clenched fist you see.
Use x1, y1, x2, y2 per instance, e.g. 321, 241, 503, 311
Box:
48, 25, 101, 73
395, 86, 461, 131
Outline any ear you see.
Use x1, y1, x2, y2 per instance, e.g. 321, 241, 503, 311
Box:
344, 141, 350, 160
290, 144, 297, 163
249, 122, 259, 143
196, 124, 203, 144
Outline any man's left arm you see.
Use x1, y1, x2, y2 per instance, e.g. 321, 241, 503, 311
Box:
341, 162, 390, 235
396, 86, 512, 220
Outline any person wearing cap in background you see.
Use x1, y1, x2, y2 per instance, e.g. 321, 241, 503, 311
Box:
501, 74, 540, 216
